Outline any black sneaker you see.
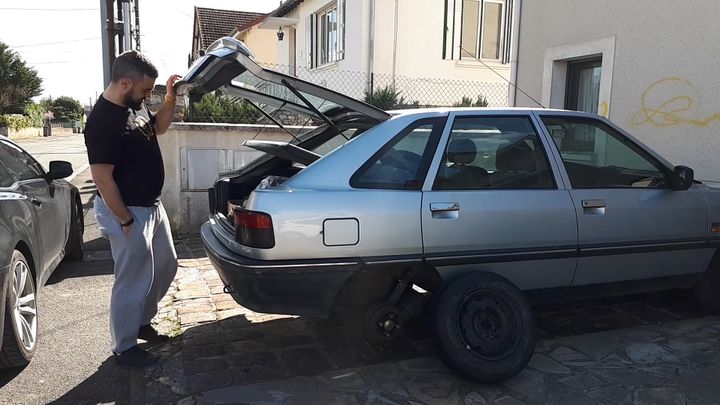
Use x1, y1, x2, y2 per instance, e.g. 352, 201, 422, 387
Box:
138, 324, 170, 344
114, 345, 159, 368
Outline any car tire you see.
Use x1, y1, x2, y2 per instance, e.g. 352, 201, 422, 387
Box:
432, 271, 535, 382
0, 250, 38, 369
693, 254, 720, 314
63, 198, 84, 261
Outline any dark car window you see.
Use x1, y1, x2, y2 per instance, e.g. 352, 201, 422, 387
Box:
433, 116, 555, 190
0, 161, 14, 187
351, 117, 446, 190
542, 116, 669, 188
0, 139, 45, 181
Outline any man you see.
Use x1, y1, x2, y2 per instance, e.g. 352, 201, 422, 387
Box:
84, 50, 181, 367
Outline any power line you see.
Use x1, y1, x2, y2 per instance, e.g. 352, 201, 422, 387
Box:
28, 61, 74, 65
10, 37, 100, 48
0, 7, 98, 11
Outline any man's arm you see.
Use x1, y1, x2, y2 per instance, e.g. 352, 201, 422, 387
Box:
90, 164, 133, 235
154, 74, 182, 136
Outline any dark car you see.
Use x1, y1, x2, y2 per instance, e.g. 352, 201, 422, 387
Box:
0, 135, 84, 369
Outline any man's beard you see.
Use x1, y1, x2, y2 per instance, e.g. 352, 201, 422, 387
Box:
124, 93, 144, 110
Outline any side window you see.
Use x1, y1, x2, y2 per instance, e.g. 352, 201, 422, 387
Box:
351, 118, 445, 190
0, 140, 45, 181
542, 116, 669, 188
0, 161, 14, 188
433, 116, 555, 190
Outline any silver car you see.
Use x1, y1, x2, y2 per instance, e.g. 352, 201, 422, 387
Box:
181, 38, 720, 382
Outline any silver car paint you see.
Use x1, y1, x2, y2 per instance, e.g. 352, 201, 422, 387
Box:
228, 108, 719, 290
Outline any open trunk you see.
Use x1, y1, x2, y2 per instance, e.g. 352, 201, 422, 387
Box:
177, 37, 390, 229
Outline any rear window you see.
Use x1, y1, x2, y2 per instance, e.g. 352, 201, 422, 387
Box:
350, 117, 446, 190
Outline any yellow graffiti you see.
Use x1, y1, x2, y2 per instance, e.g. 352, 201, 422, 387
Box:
631, 77, 720, 128
598, 102, 609, 118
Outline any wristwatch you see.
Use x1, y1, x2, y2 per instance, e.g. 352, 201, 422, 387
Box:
121, 217, 134, 227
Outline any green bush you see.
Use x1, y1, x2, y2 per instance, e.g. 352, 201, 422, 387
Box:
186, 92, 261, 124
453, 95, 489, 107
24, 103, 45, 127
0, 114, 31, 131
364, 86, 406, 111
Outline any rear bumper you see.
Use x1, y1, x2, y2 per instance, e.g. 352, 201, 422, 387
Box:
200, 222, 359, 317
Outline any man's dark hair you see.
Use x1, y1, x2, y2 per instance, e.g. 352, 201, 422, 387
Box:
111, 50, 158, 82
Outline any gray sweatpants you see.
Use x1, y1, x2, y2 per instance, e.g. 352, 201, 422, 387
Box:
94, 197, 178, 354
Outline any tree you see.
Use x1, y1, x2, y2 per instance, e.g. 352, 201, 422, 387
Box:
50, 96, 83, 122
0, 42, 43, 114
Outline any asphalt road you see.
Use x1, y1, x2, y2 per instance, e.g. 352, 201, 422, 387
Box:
0, 134, 135, 404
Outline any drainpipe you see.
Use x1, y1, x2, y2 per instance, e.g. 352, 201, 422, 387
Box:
392, 0, 398, 88
508, 0, 522, 106
367, 0, 375, 95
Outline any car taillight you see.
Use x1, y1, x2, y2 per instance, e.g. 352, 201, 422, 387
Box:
233, 207, 275, 248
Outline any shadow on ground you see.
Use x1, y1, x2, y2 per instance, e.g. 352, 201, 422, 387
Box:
49, 286, 705, 403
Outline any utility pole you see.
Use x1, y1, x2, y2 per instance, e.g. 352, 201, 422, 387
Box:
100, 0, 141, 87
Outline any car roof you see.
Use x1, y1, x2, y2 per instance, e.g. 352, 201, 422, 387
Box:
386, 107, 604, 119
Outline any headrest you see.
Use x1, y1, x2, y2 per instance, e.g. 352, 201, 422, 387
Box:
496, 140, 536, 172
448, 138, 476, 165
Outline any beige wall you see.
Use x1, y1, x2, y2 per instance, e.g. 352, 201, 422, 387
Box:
277, 0, 511, 104
1, 127, 75, 140
236, 25, 279, 65
514, 0, 720, 181
158, 123, 300, 236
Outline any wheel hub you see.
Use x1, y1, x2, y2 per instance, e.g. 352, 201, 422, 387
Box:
457, 290, 521, 361
365, 305, 402, 342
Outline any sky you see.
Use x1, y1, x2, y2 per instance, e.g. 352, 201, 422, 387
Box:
0, 0, 277, 107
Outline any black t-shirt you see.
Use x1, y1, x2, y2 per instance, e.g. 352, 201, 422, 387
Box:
84, 95, 164, 207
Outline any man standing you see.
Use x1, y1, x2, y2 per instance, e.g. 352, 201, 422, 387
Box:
84, 50, 181, 367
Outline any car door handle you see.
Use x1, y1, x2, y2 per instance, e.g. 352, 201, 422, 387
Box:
430, 202, 459, 212
581, 199, 606, 208
30, 198, 42, 207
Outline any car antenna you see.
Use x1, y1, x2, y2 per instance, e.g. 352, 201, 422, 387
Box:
460, 46, 546, 109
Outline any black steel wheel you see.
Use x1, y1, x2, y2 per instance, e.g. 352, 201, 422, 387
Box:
432, 272, 535, 382
693, 254, 720, 314
63, 197, 84, 261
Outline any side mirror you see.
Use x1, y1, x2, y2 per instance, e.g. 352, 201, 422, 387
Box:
48, 160, 73, 180
668, 165, 694, 190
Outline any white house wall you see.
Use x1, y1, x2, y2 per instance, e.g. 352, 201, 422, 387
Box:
373, 0, 510, 83
277, 0, 512, 105
514, 0, 720, 182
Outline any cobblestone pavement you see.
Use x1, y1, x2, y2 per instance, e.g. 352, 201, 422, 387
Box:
129, 236, 717, 404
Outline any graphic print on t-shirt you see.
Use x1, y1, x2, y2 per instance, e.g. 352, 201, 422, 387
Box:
124, 108, 156, 140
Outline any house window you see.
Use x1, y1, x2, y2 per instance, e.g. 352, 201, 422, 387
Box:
307, 0, 345, 68
461, 0, 505, 60
318, 6, 338, 65
444, 0, 512, 63
565, 58, 602, 113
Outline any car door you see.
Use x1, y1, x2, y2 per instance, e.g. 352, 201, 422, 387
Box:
421, 112, 578, 290
537, 113, 710, 285
0, 139, 69, 273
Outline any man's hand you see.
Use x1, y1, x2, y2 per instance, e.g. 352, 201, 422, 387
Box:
156, 74, 183, 135
164, 74, 182, 102
122, 223, 133, 236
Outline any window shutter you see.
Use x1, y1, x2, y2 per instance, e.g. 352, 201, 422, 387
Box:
306, 14, 314, 68
337, 0, 345, 60
442, 0, 463, 60
502, 0, 513, 64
